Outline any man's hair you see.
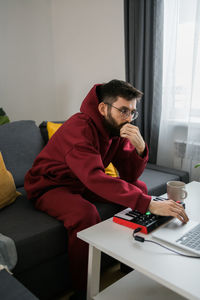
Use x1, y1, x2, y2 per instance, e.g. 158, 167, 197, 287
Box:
96, 79, 143, 104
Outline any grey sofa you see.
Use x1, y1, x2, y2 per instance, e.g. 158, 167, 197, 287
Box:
0, 120, 189, 300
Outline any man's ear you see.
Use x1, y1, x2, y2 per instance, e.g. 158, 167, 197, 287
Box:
98, 102, 107, 117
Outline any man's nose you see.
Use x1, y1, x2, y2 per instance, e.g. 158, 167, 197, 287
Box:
125, 114, 132, 123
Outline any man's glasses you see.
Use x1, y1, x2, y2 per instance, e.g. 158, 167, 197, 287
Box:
105, 103, 139, 121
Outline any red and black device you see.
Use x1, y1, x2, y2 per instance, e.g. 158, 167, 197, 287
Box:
113, 197, 185, 234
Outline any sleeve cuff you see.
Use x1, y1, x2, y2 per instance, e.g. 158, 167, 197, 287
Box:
135, 194, 152, 214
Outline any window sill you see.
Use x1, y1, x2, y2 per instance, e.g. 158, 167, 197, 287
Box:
166, 118, 200, 127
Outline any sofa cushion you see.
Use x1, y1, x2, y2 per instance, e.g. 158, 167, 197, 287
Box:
140, 168, 180, 196
146, 163, 189, 183
0, 187, 121, 275
0, 121, 44, 188
0, 188, 68, 274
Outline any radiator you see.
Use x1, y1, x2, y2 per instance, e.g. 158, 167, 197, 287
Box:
174, 140, 200, 181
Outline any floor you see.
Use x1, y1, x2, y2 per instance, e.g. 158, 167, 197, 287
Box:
57, 263, 126, 300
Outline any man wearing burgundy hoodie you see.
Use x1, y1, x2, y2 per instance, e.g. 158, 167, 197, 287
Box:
24, 80, 188, 300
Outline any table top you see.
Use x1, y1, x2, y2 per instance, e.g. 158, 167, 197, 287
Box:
78, 181, 200, 300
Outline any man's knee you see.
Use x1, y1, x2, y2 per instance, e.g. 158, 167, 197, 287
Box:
76, 201, 101, 229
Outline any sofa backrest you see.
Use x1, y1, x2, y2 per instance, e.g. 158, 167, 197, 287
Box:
0, 120, 44, 188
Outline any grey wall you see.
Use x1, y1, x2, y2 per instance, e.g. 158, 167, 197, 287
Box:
0, 0, 125, 124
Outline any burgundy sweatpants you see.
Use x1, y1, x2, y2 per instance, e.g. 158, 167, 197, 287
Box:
35, 180, 148, 291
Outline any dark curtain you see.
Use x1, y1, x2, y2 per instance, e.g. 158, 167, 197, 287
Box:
124, 0, 164, 163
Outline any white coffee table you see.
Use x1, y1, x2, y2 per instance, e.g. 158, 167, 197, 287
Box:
78, 181, 200, 300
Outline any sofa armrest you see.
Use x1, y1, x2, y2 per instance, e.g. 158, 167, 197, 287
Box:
146, 163, 189, 184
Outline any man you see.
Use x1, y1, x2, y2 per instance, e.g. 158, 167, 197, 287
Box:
24, 80, 188, 299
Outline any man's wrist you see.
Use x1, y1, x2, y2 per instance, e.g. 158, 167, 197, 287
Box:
136, 145, 146, 157
148, 199, 156, 214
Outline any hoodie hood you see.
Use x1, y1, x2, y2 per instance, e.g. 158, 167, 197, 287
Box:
80, 84, 110, 140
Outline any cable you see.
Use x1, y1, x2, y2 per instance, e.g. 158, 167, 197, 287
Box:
133, 228, 200, 259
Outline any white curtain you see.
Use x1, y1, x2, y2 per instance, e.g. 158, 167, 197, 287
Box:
157, 0, 200, 181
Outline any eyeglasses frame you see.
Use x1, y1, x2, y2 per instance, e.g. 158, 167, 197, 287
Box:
104, 103, 139, 121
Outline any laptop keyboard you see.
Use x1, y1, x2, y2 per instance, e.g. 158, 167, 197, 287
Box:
176, 223, 200, 251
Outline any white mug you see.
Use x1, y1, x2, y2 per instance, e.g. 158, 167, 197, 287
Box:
167, 181, 188, 202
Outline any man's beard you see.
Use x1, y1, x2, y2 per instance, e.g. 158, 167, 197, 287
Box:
103, 112, 128, 137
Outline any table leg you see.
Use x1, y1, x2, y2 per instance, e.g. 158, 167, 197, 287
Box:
87, 244, 101, 300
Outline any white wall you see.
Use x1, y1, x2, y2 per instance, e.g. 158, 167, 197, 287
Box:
0, 0, 125, 124
0, 0, 56, 123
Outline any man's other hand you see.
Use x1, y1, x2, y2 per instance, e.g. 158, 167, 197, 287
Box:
148, 199, 189, 223
120, 124, 145, 156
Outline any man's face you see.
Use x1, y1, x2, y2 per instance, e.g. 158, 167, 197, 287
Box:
102, 97, 137, 136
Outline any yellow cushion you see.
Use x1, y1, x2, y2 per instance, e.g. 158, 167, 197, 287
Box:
0, 152, 21, 209
46, 122, 118, 177
47, 121, 63, 139
105, 163, 118, 177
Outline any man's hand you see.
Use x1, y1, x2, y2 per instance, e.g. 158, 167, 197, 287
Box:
120, 124, 145, 155
148, 199, 189, 223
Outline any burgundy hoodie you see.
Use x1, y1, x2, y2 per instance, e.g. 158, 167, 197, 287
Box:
24, 84, 151, 213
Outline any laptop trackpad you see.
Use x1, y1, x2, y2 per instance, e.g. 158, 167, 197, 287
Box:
152, 219, 198, 243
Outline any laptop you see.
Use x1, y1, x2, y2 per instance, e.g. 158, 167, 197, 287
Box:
152, 219, 200, 256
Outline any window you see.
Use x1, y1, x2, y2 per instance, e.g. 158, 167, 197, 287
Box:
163, 0, 200, 123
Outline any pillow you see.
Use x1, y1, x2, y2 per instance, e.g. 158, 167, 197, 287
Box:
47, 121, 63, 139
39, 121, 64, 144
105, 163, 118, 177
40, 121, 118, 177
0, 152, 21, 209
0, 120, 44, 188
